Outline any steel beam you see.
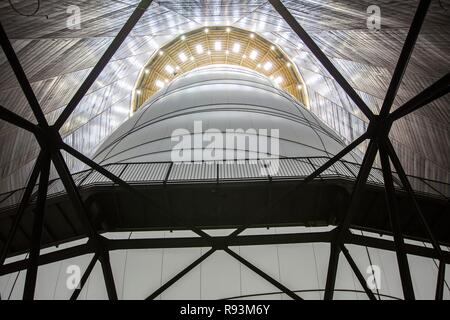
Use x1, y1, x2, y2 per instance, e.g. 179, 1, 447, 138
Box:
324, 241, 340, 300
1, 230, 449, 277
346, 232, 450, 262
225, 247, 303, 300
384, 139, 446, 300
340, 244, 377, 300
379, 0, 431, 116
0, 23, 48, 127
0, 243, 93, 276
388, 72, 450, 121
51, 151, 98, 240
304, 132, 368, 184
324, 140, 378, 299
51, 151, 122, 299
0, 153, 43, 266
379, 144, 415, 300
98, 249, 118, 300
145, 226, 247, 300
23, 154, 50, 300
0, 104, 41, 135
269, 132, 368, 209
70, 252, 99, 300
146, 248, 216, 300
435, 262, 446, 300
108, 231, 331, 251
268, 0, 373, 120
335, 139, 379, 240
54, 0, 154, 130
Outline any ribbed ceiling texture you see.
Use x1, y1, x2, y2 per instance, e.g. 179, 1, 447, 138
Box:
0, 0, 449, 193
133, 26, 308, 111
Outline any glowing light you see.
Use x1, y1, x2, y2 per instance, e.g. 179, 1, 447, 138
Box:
263, 61, 273, 71
165, 65, 174, 74
179, 52, 187, 62
257, 63, 261, 68
271, 45, 275, 50
190, 56, 195, 61
286, 62, 292, 67
242, 54, 247, 59
226, 27, 231, 33
207, 50, 211, 55
297, 84, 303, 89
204, 28, 209, 33
225, 50, 229, 55
158, 50, 164, 56
144, 69, 149, 74
180, 35, 186, 41
214, 41, 222, 51
249, 33, 255, 38
175, 66, 180, 71
274, 76, 283, 85
196, 44, 204, 54
136, 89, 141, 95
155, 80, 164, 88
164, 79, 169, 83
249, 49, 258, 60
232, 42, 241, 53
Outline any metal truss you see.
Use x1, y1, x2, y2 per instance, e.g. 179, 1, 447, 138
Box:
269, 0, 449, 300
0, 0, 448, 300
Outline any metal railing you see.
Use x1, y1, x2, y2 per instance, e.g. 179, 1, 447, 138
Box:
0, 156, 448, 211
